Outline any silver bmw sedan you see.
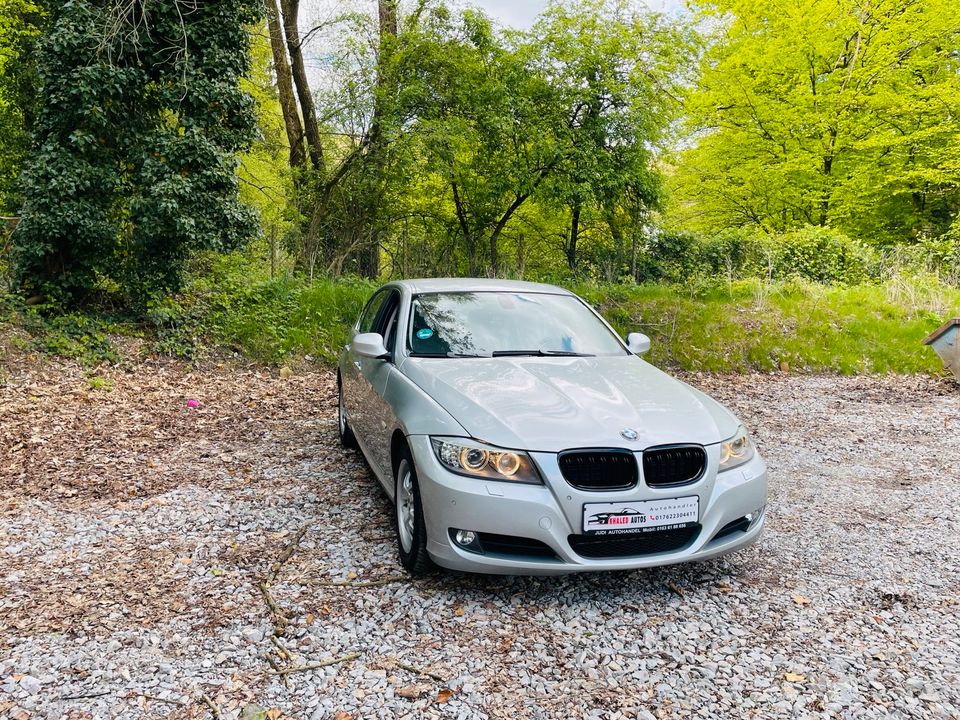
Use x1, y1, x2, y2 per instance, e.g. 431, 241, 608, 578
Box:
337, 279, 768, 575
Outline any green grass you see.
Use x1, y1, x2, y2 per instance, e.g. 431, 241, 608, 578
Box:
206, 272, 958, 375
576, 276, 959, 374
199, 274, 376, 365
4, 265, 957, 375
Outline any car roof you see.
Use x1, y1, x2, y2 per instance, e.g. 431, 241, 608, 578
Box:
386, 278, 574, 295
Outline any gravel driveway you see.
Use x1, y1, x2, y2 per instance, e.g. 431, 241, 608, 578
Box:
1, 356, 958, 720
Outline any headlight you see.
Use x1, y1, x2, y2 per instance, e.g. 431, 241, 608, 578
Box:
430, 437, 542, 484
718, 427, 755, 472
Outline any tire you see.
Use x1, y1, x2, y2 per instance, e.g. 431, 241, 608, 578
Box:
394, 449, 433, 576
337, 376, 358, 450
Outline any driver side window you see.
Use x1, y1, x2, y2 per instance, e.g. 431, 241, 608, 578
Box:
357, 291, 390, 335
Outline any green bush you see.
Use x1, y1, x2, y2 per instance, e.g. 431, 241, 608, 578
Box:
641, 225, 878, 285
768, 226, 874, 284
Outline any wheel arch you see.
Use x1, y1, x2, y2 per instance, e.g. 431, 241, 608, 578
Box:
391, 429, 410, 479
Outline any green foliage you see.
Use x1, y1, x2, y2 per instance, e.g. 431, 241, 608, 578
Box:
768, 227, 872, 284
86, 374, 114, 391
237, 22, 296, 254
13, 0, 263, 306
669, 0, 960, 247
0, 0, 42, 214
638, 226, 876, 285
203, 274, 376, 364
20, 310, 121, 366
320, 0, 694, 280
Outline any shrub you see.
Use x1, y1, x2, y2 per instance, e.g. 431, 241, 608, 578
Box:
767, 226, 875, 284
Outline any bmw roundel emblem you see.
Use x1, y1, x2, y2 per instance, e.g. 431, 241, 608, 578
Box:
620, 428, 639, 441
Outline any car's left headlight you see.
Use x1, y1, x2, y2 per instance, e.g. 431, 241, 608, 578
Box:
430, 437, 542, 484
718, 426, 756, 472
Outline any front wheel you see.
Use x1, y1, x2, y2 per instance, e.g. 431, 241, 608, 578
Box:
337, 377, 358, 449
394, 450, 433, 576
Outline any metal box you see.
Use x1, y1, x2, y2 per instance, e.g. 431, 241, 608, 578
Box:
924, 318, 960, 381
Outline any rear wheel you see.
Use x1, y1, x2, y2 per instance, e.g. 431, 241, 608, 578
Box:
395, 449, 433, 576
337, 377, 358, 449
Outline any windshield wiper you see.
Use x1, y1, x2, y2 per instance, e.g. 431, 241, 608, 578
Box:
491, 349, 595, 357
410, 352, 491, 358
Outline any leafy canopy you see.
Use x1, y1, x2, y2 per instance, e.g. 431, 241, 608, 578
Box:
669, 0, 960, 245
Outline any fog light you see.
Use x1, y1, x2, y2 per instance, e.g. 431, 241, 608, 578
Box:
746, 504, 767, 525
455, 530, 477, 546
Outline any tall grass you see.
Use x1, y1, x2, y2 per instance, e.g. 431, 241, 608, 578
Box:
206, 272, 959, 374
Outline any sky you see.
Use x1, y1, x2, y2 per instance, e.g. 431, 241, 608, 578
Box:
471, 0, 688, 28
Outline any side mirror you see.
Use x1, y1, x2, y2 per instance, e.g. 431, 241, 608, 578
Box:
626, 332, 651, 355
352, 332, 390, 360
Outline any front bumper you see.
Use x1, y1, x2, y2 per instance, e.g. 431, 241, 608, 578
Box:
409, 435, 768, 575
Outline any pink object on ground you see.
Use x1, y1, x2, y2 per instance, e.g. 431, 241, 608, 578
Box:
186, 399, 200, 409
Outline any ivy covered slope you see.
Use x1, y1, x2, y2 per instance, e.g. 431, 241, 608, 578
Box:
12, 0, 262, 305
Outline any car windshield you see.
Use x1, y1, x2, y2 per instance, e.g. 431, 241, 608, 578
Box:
407, 292, 627, 358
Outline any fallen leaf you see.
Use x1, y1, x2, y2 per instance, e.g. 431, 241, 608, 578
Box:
305, 613, 315, 626
397, 684, 429, 699
791, 594, 810, 606
453, 606, 465, 617
436, 688, 454, 704
333, 713, 353, 720
279, 367, 293, 379
179, 557, 192, 566
347, 570, 357, 580
784, 672, 806, 683
667, 583, 684, 597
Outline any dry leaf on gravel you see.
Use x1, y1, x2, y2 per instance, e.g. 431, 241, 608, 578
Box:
436, 688, 454, 704
397, 684, 430, 699
784, 672, 806, 683
792, 594, 811, 606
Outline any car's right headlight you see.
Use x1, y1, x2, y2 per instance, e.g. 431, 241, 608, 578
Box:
430, 437, 542, 484
718, 426, 756, 472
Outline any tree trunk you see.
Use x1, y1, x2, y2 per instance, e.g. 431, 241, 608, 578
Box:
264, 0, 306, 170
819, 128, 837, 226
451, 182, 476, 276
353, 0, 399, 280
278, 0, 324, 171
567, 202, 581, 273
517, 233, 525, 278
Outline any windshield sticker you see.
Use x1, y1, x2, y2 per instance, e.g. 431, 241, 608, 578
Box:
416, 328, 434, 340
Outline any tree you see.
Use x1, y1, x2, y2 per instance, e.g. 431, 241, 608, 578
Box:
530, 0, 689, 276
13, 0, 262, 304
0, 0, 41, 216
669, 0, 960, 244
379, 1, 689, 279
263, 0, 400, 279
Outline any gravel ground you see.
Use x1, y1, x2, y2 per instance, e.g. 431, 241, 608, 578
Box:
1, 355, 959, 720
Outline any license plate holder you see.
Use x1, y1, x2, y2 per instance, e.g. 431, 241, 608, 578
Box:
582, 496, 699, 536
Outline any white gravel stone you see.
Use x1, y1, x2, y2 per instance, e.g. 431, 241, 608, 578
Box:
2, 371, 959, 719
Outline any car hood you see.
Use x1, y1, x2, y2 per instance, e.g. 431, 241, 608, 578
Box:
401, 356, 739, 452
